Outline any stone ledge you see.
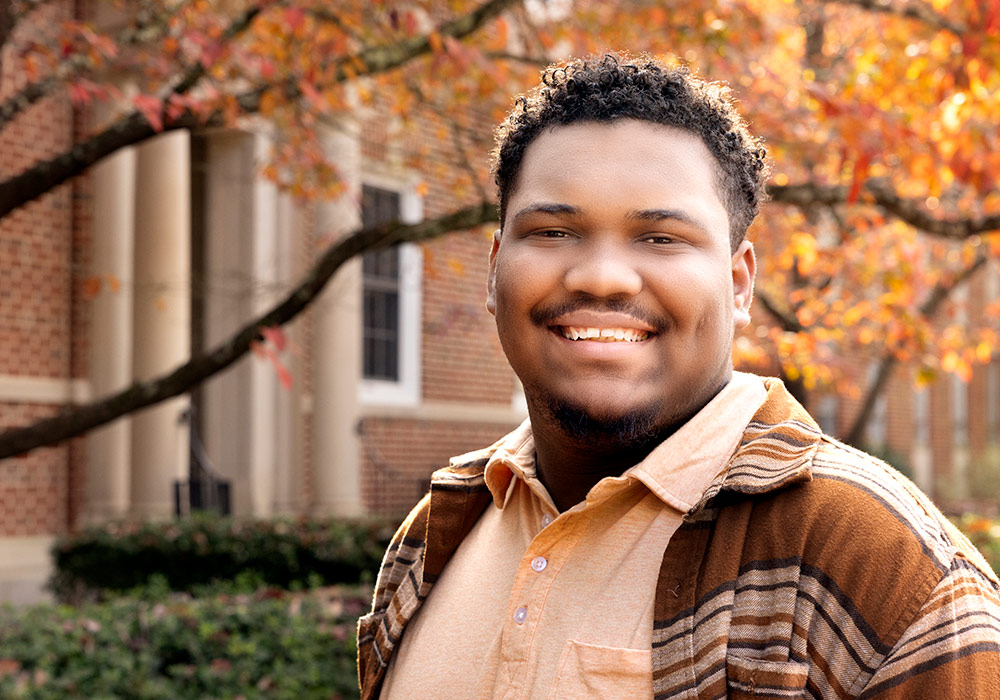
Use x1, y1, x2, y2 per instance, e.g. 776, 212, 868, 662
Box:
0, 535, 56, 606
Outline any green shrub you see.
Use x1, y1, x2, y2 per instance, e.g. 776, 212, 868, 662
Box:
953, 513, 1000, 575
51, 515, 395, 602
0, 585, 368, 699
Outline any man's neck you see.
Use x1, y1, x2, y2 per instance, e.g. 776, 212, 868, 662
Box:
527, 377, 733, 512
531, 427, 661, 511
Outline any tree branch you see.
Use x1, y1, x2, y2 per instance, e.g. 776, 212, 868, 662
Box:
768, 180, 1000, 240
482, 50, 549, 67
1, 0, 51, 52
0, 0, 517, 220
755, 289, 804, 332
0, 0, 190, 131
843, 249, 989, 444
824, 0, 965, 34
0, 201, 498, 460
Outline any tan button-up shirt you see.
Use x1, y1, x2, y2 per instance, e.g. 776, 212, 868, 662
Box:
380, 372, 767, 699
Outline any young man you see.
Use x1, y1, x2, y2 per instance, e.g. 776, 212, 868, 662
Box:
357, 54, 1000, 699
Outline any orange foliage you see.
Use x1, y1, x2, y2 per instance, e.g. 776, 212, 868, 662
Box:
6, 0, 1000, 402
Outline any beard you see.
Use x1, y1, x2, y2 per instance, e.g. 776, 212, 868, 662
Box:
537, 390, 672, 452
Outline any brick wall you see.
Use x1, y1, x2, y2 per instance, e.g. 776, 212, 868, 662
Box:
0, 405, 68, 535
355, 100, 519, 517
359, 416, 517, 517
0, 0, 76, 536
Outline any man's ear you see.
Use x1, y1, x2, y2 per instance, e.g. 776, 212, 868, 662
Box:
486, 228, 501, 316
732, 239, 755, 329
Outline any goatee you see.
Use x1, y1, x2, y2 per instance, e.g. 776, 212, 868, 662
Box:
544, 395, 670, 452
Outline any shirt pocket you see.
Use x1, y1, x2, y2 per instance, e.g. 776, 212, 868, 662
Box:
726, 654, 809, 700
546, 640, 651, 700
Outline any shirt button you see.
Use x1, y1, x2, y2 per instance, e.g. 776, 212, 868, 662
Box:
541, 513, 553, 527
530, 556, 547, 572
513, 606, 528, 624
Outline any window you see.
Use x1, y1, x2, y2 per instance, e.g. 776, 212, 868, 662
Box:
359, 183, 422, 405
952, 374, 968, 448
361, 186, 402, 381
865, 364, 887, 449
816, 394, 838, 436
988, 360, 999, 442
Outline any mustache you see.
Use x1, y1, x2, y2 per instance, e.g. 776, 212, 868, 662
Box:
529, 297, 669, 332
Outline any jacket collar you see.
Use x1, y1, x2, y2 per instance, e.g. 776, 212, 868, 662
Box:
689, 377, 821, 515
426, 376, 822, 559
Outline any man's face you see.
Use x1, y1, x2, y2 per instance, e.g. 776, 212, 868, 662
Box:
487, 119, 755, 443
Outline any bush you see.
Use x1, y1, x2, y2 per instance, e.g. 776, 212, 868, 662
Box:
0, 585, 369, 699
953, 513, 1000, 575
51, 515, 396, 602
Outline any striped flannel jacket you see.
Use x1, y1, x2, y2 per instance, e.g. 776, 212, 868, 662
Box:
357, 379, 1000, 699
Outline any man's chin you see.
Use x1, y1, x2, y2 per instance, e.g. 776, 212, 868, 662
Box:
542, 396, 668, 449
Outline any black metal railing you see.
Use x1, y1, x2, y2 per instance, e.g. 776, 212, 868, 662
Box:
174, 406, 231, 516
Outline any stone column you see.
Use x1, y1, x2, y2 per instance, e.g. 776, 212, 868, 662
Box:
911, 387, 933, 494
82, 147, 136, 524
311, 121, 363, 516
130, 130, 191, 518
272, 186, 307, 515
199, 132, 252, 514
247, 132, 279, 517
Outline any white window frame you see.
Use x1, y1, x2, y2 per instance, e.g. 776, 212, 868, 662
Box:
952, 373, 969, 448
358, 177, 423, 407
816, 394, 838, 436
865, 363, 888, 449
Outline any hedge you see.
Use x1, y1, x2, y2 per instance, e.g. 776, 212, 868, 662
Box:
0, 586, 368, 699
51, 515, 396, 601
953, 513, 1000, 575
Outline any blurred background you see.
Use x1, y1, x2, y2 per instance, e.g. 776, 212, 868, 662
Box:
1, 0, 998, 695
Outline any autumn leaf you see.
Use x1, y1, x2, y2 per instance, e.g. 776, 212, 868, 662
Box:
133, 94, 164, 132
261, 326, 287, 352
82, 276, 102, 300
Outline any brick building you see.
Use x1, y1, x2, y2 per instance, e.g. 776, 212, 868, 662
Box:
2, 4, 999, 604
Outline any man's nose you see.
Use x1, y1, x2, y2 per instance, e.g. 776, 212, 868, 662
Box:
563, 247, 643, 298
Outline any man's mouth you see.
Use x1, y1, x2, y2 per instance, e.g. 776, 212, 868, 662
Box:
555, 326, 650, 342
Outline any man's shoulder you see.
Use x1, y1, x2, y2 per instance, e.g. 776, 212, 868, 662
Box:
743, 433, 998, 586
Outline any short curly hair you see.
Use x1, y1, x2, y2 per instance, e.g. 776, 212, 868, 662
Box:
492, 53, 769, 249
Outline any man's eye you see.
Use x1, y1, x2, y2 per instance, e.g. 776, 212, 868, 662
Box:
645, 235, 675, 245
536, 230, 569, 238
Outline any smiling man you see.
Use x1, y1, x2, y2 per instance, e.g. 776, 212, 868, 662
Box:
358, 54, 1000, 699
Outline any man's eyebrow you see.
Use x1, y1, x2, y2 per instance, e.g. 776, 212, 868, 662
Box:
627, 208, 710, 232
510, 202, 581, 223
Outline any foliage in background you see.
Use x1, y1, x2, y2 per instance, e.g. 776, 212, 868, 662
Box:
967, 445, 1000, 501
954, 513, 1000, 575
1, 0, 999, 456
0, 585, 368, 700
50, 514, 395, 603
0, 512, 994, 699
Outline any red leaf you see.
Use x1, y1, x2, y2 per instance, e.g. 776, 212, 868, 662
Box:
847, 153, 872, 204
134, 94, 163, 131
275, 360, 293, 389
68, 83, 91, 106
284, 7, 305, 32
261, 326, 287, 352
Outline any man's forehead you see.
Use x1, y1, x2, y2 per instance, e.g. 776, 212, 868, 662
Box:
504, 119, 731, 236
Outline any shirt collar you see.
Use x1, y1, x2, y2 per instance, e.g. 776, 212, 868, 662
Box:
483, 418, 537, 509
626, 372, 767, 512
481, 372, 768, 512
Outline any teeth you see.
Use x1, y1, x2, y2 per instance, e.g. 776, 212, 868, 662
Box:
559, 326, 649, 342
